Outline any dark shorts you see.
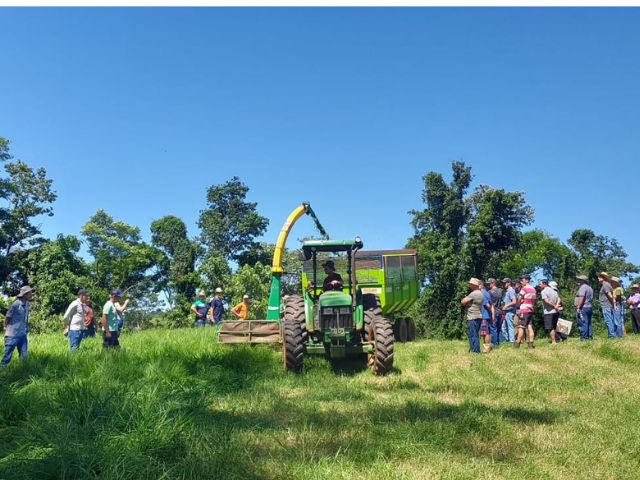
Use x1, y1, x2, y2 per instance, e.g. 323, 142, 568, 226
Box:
544, 312, 559, 331
103, 330, 120, 349
518, 313, 533, 328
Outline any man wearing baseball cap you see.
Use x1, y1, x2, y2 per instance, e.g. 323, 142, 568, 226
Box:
321, 260, 343, 292
2, 286, 34, 365
461, 278, 484, 353
516, 274, 536, 349
232, 295, 250, 320
626, 284, 640, 334
597, 272, 617, 338
575, 275, 594, 341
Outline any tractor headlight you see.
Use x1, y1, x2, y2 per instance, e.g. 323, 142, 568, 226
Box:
339, 307, 351, 314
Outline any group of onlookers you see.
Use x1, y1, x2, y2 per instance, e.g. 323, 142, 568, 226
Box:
462, 272, 640, 353
2, 286, 129, 364
190, 288, 251, 326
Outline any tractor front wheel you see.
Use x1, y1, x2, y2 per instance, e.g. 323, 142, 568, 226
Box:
283, 320, 304, 373
367, 317, 394, 376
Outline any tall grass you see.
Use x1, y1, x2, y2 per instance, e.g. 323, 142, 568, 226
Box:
1, 330, 640, 479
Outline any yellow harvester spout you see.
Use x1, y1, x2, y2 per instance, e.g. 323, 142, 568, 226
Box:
272, 203, 310, 273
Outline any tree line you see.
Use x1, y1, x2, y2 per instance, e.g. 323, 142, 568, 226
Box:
1, 136, 638, 336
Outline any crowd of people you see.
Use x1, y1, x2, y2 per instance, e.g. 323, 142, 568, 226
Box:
3, 271, 640, 364
462, 272, 640, 353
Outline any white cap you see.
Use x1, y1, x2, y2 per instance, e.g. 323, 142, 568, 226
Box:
215, 287, 223, 293
243, 294, 249, 299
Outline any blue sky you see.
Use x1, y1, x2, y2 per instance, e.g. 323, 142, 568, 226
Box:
1, 8, 639, 264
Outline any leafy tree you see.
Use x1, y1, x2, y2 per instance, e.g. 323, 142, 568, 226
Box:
0, 136, 57, 285
568, 229, 638, 283
82, 210, 163, 298
198, 176, 269, 263
150, 215, 199, 306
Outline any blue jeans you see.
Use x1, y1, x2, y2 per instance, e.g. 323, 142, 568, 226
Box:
69, 330, 83, 351
467, 318, 482, 353
2, 335, 28, 365
578, 308, 593, 340
613, 305, 624, 337
103, 330, 120, 349
502, 311, 516, 343
84, 326, 96, 338
490, 312, 502, 345
602, 308, 616, 338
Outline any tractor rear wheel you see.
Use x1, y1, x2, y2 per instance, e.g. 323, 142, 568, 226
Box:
406, 318, 416, 341
394, 318, 408, 343
367, 317, 394, 375
283, 294, 307, 344
283, 320, 304, 373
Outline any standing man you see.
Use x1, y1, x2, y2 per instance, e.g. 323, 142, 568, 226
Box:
102, 290, 126, 349
598, 272, 617, 338
516, 274, 536, 349
501, 278, 517, 344
611, 276, 625, 337
479, 280, 494, 353
191, 291, 209, 327
232, 295, 250, 320
2, 286, 33, 366
488, 278, 503, 347
626, 284, 640, 334
539, 279, 559, 345
210, 287, 225, 326
575, 275, 594, 341
461, 278, 484, 354
63, 289, 88, 351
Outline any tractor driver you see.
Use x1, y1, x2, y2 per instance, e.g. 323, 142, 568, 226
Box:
322, 260, 343, 292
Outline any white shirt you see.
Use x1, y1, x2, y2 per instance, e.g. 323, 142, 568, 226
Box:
63, 299, 86, 331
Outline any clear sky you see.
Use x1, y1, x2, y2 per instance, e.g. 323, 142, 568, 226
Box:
1, 7, 639, 264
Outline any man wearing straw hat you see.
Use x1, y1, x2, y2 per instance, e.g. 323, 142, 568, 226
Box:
2, 286, 34, 365
610, 276, 625, 337
626, 284, 640, 334
597, 272, 617, 338
461, 278, 484, 353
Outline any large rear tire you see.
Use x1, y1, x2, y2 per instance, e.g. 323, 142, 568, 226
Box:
368, 317, 394, 375
283, 294, 307, 344
283, 320, 304, 373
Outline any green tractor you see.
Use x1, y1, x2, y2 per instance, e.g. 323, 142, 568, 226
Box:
282, 238, 394, 375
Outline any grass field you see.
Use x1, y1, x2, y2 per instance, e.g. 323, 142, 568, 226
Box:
1, 330, 640, 479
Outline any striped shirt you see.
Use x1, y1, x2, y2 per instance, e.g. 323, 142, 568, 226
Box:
519, 284, 537, 314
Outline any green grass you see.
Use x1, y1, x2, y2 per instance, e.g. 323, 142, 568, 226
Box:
2, 330, 640, 479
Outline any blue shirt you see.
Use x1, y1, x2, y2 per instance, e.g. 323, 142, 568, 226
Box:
503, 287, 517, 313
481, 289, 492, 320
5, 300, 29, 337
211, 297, 224, 323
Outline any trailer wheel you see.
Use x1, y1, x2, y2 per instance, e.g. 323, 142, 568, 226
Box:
368, 317, 394, 375
283, 320, 304, 373
283, 294, 307, 344
406, 318, 416, 341
394, 318, 408, 343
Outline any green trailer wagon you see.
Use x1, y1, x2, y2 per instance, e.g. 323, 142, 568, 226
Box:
301, 248, 419, 343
